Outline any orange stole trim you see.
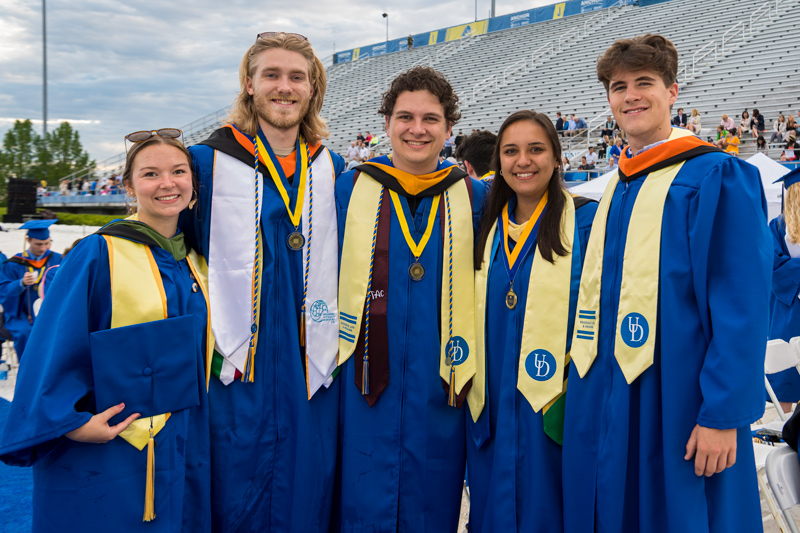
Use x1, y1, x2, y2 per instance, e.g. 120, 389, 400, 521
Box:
19, 255, 51, 269
362, 162, 456, 196
617, 135, 714, 177
223, 124, 322, 180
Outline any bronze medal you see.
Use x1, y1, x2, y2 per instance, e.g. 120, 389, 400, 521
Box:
286, 231, 305, 251
408, 262, 425, 281
506, 287, 518, 310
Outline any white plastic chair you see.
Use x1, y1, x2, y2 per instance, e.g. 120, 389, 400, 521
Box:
764, 339, 800, 422
766, 446, 800, 533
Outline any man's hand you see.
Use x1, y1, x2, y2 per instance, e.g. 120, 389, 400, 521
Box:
66, 403, 140, 444
21, 272, 36, 286
684, 424, 737, 477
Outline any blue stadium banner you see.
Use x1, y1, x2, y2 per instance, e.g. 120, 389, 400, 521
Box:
333, 0, 635, 64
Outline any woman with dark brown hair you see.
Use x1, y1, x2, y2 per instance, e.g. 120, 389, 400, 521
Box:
466, 110, 596, 532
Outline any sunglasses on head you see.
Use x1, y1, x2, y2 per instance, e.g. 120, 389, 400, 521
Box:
256, 32, 308, 42
125, 128, 183, 143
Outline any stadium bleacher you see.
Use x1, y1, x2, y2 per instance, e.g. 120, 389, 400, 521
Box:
51, 0, 800, 190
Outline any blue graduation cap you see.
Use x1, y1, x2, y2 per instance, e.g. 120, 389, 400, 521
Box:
774, 166, 800, 190
19, 219, 58, 240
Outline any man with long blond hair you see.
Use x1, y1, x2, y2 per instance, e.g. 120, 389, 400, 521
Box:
181, 32, 345, 531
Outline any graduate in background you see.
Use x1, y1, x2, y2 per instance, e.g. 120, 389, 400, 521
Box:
767, 167, 800, 413
0, 130, 214, 531
181, 32, 344, 532
0, 220, 61, 358
335, 66, 487, 531
562, 34, 771, 532
466, 110, 597, 532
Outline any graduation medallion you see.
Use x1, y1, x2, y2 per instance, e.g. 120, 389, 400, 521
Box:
506, 287, 518, 310
286, 231, 305, 251
408, 262, 425, 281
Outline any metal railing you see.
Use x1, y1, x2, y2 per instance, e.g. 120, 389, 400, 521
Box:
721, 21, 746, 53
691, 41, 717, 77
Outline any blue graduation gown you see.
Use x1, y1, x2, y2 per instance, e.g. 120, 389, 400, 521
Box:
767, 216, 800, 401
334, 160, 487, 532
186, 141, 346, 532
0, 234, 212, 532
0, 250, 62, 356
562, 153, 771, 533
466, 199, 596, 533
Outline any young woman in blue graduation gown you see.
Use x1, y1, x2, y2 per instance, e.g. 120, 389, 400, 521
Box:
466, 110, 596, 532
0, 133, 213, 532
768, 168, 800, 412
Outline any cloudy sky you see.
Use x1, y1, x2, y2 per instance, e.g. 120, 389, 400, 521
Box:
1, 0, 552, 167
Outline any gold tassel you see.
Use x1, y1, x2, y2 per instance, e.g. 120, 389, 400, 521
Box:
448, 367, 456, 407
143, 426, 156, 522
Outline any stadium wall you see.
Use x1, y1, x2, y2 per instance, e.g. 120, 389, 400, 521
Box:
333, 0, 637, 64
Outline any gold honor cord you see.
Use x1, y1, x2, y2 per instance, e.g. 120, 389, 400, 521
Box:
501, 193, 548, 269
255, 136, 308, 229
388, 190, 441, 259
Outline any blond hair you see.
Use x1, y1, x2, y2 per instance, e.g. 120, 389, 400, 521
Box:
785, 184, 800, 244
227, 33, 329, 141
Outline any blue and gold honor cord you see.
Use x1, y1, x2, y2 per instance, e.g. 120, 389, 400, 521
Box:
444, 190, 457, 407
362, 194, 383, 395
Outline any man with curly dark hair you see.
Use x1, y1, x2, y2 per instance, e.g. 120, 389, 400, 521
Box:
334, 65, 488, 531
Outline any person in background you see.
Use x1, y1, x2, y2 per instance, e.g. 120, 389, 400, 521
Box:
0, 130, 213, 531
737, 109, 751, 138
687, 108, 701, 134
457, 129, 498, 182
0, 220, 62, 358
770, 114, 787, 144
720, 113, 735, 131
751, 109, 766, 139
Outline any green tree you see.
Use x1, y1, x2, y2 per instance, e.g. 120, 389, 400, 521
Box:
0, 120, 40, 186
35, 122, 95, 185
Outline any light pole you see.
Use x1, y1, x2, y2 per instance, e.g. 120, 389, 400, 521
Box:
382, 13, 388, 42
42, 0, 48, 138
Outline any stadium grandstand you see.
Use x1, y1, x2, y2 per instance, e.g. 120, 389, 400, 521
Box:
40, 0, 800, 209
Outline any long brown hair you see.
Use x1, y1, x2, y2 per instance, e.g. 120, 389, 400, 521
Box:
474, 110, 568, 269
227, 33, 329, 141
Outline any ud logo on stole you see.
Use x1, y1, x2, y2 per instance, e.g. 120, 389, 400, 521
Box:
525, 349, 557, 381
621, 312, 649, 348
446, 336, 469, 366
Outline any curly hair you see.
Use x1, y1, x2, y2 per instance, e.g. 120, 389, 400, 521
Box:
227, 33, 329, 141
378, 66, 461, 124
596, 34, 678, 93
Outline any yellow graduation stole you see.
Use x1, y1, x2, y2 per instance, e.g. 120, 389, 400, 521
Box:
103, 234, 213, 521
338, 172, 476, 405
571, 128, 701, 383
470, 190, 575, 421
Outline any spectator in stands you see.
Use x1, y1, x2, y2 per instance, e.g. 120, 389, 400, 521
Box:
756, 135, 768, 154
454, 130, 465, 152
770, 114, 786, 144
563, 33, 769, 533
601, 115, 616, 145
407, 34, 413, 50
58, 179, 68, 196
574, 114, 588, 134
608, 136, 624, 166
456, 129, 497, 181
672, 107, 688, 128
687, 108, 701, 134
563, 156, 571, 171
555, 112, 565, 136
786, 115, 799, 141
364, 131, 373, 145
358, 141, 370, 161
441, 133, 454, 159
565, 114, 578, 136
356, 132, 365, 143
725, 129, 741, 155
781, 134, 798, 162
737, 110, 750, 138
604, 156, 616, 171
720, 113, 735, 131
347, 141, 359, 161
715, 124, 725, 142
586, 146, 599, 166
577, 156, 595, 170
750, 109, 765, 138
